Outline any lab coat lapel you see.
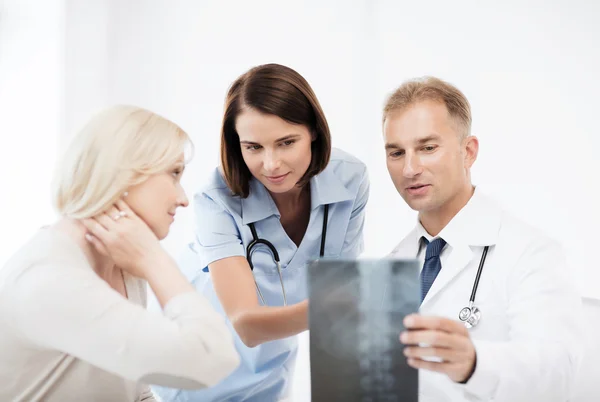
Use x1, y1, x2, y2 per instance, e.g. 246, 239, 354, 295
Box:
389, 228, 420, 259
419, 189, 501, 307
420, 243, 473, 306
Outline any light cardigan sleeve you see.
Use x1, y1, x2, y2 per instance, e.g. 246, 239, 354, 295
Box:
6, 262, 240, 390
136, 385, 157, 401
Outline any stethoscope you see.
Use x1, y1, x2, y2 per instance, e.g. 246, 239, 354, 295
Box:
246, 204, 329, 306
457, 245, 490, 329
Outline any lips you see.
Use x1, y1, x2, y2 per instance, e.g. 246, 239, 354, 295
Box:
265, 173, 289, 184
406, 184, 431, 196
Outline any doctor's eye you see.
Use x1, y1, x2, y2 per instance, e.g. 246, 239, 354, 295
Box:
281, 139, 296, 147
422, 145, 438, 152
388, 150, 404, 158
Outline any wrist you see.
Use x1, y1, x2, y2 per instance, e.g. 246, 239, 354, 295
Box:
139, 251, 175, 281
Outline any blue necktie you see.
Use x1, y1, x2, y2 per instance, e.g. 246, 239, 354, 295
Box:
421, 237, 447, 302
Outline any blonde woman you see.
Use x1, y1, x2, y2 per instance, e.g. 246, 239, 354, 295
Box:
0, 105, 240, 402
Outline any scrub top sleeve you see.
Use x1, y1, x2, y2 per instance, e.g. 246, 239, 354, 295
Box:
193, 192, 246, 268
340, 166, 370, 258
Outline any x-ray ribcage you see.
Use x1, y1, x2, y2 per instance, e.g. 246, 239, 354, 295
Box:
308, 259, 420, 402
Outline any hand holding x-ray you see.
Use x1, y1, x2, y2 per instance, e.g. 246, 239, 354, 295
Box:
400, 315, 477, 383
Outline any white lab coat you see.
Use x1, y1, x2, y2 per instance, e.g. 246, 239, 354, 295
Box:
390, 190, 583, 402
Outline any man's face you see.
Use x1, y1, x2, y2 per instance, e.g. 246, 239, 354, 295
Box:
383, 100, 478, 215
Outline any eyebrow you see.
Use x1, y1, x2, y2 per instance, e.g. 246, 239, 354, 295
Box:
416, 135, 441, 145
240, 134, 301, 145
384, 134, 442, 150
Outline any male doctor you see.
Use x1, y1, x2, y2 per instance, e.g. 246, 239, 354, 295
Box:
383, 76, 583, 401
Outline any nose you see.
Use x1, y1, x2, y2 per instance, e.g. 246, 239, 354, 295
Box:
403, 152, 423, 178
263, 149, 281, 173
177, 184, 189, 208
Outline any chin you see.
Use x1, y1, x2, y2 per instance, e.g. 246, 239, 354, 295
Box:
402, 195, 431, 213
261, 180, 297, 194
150, 225, 170, 240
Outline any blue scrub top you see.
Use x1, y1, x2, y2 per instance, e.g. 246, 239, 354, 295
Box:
153, 148, 369, 402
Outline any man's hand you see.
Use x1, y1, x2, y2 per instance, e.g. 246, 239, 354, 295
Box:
400, 314, 477, 383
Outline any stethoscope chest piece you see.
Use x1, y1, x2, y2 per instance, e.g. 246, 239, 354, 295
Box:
458, 304, 481, 329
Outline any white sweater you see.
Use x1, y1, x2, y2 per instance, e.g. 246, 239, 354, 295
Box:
0, 228, 240, 402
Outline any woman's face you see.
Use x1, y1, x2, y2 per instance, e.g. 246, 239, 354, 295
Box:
236, 108, 314, 195
125, 155, 189, 239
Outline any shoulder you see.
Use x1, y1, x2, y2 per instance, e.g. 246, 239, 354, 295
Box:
469, 191, 560, 253
315, 148, 369, 207
0, 230, 94, 309
328, 148, 368, 177
500, 208, 560, 250
192, 167, 241, 214
196, 167, 232, 199
493, 205, 565, 270
1, 230, 83, 282
323, 148, 369, 192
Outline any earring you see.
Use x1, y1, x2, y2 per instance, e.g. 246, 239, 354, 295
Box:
123, 191, 129, 197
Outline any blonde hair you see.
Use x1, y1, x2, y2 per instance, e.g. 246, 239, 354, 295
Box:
383, 76, 472, 138
53, 105, 192, 219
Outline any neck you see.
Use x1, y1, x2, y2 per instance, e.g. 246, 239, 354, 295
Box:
419, 185, 475, 237
52, 218, 119, 281
270, 184, 310, 216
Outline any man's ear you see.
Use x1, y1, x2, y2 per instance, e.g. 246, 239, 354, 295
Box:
463, 135, 479, 169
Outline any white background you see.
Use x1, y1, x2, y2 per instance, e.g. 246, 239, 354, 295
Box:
1, 1, 599, 400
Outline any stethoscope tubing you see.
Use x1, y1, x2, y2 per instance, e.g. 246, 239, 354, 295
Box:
246, 204, 329, 307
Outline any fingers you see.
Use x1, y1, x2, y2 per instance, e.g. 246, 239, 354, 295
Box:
400, 329, 456, 348
106, 205, 123, 222
95, 213, 117, 230
93, 205, 127, 232
115, 199, 135, 218
82, 205, 123, 244
405, 346, 476, 383
84, 233, 109, 256
82, 218, 109, 238
404, 345, 460, 363
400, 315, 477, 382
405, 357, 458, 374
404, 314, 469, 336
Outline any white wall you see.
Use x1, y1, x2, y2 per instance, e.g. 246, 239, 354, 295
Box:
0, 0, 64, 266
2, 1, 599, 401
63, 0, 111, 149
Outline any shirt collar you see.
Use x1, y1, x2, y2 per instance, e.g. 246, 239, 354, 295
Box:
413, 187, 502, 249
240, 178, 280, 225
415, 221, 433, 254
309, 164, 354, 210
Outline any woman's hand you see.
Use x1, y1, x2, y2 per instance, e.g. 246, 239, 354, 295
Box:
82, 199, 167, 280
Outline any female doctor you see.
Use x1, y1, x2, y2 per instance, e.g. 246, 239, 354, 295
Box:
153, 63, 370, 401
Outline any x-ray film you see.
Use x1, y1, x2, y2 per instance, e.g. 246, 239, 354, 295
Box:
308, 259, 420, 402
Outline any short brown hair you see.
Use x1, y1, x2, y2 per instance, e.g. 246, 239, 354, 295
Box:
220, 63, 331, 198
383, 76, 472, 138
